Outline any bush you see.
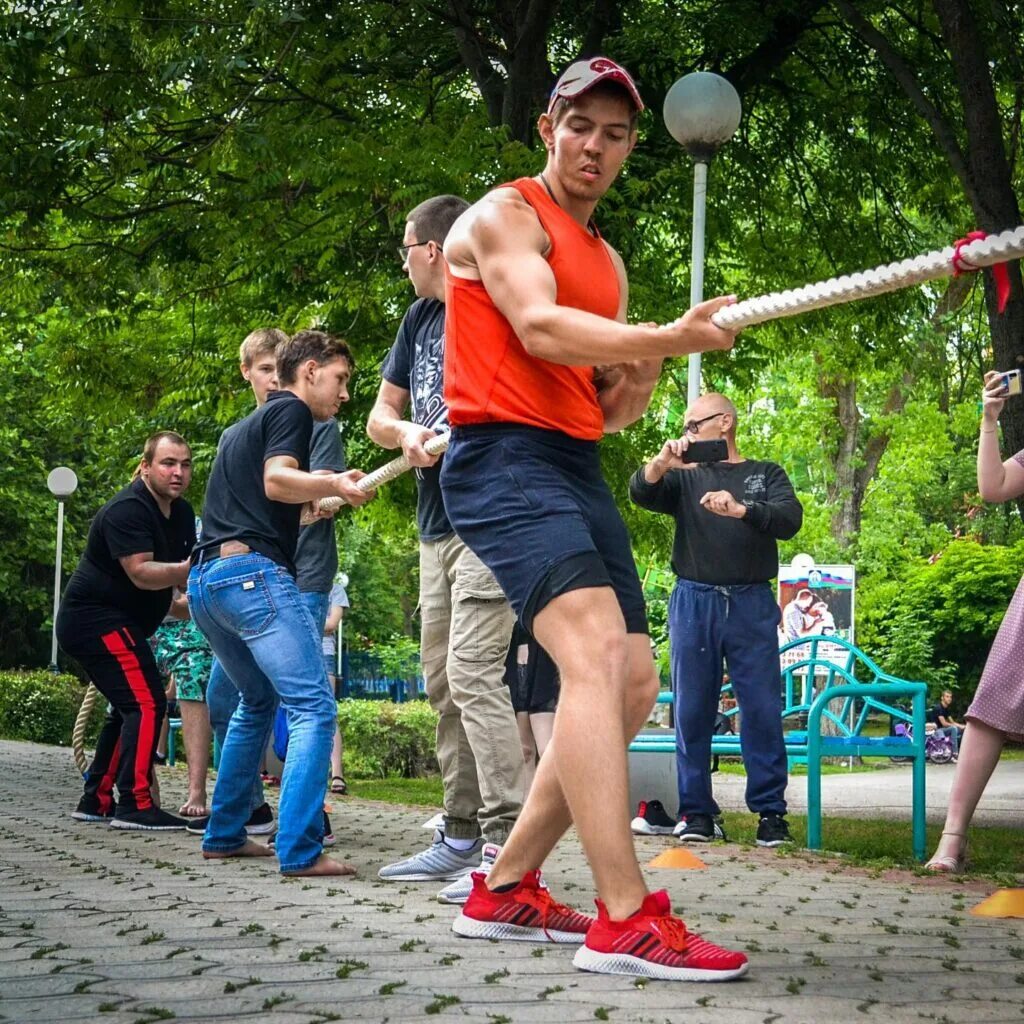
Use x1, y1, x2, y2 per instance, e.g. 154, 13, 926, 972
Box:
338, 698, 438, 779
858, 539, 1024, 697
0, 669, 102, 746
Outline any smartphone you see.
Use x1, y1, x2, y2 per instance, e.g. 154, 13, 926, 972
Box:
681, 439, 728, 464
1001, 369, 1022, 396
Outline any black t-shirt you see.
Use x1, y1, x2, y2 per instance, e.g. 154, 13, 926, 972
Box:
60, 478, 196, 637
929, 703, 955, 728
381, 297, 451, 541
198, 389, 313, 575
629, 459, 803, 584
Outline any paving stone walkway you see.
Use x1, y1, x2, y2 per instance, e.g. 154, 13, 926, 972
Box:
1, 739, 1022, 1024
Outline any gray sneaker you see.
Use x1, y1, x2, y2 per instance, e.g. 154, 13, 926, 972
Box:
378, 830, 483, 882
436, 842, 501, 904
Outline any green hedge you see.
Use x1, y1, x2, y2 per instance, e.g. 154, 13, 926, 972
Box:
0, 669, 103, 746
338, 698, 438, 779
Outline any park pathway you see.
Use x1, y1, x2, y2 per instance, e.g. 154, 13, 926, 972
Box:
1, 739, 1022, 1024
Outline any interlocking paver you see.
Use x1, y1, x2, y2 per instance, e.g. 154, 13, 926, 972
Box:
1, 738, 1022, 1023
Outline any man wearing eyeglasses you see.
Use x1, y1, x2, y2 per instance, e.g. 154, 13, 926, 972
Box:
368, 195, 524, 903
629, 393, 803, 849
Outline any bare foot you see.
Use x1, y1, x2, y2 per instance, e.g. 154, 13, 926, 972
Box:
179, 797, 209, 817
202, 839, 274, 860
282, 855, 358, 877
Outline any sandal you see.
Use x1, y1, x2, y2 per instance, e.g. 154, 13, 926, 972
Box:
330, 775, 348, 795
924, 830, 968, 874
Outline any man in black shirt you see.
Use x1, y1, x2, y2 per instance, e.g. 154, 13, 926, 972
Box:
368, 195, 522, 901
929, 689, 965, 757
58, 431, 196, 831
629, 393, 802, 848
188, 330, 371, 877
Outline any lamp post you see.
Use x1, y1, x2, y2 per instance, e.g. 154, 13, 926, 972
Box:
663, 71, 742, 404
47, 466, 78, 671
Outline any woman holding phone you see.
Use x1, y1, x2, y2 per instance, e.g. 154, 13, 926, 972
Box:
926, 369, 1024, 872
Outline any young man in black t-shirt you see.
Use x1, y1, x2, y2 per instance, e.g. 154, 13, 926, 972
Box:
188, 330, 372, 877
630, 393, 803, 848
58, 432, 196, 831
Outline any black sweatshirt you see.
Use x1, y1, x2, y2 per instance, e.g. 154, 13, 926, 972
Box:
628, 459, 802, 585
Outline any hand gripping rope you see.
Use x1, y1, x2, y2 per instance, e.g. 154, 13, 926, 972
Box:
313, 431, 452, 514
710, 225, 1023, 330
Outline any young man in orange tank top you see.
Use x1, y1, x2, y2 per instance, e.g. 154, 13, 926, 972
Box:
440, 58, 748, 981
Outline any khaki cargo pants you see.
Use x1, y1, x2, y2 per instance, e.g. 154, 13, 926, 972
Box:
419, 533, 524, 843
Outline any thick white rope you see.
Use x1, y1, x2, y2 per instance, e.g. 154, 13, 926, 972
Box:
72, 683, 98, 775
315, 432, 451, 513
310, 227, 1022, 510
710, 225, 1024, 330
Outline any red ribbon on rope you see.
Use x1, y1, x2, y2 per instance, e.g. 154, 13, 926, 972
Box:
952, 230, 1011, 313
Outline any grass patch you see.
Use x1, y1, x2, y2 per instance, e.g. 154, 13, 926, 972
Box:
716, 811, 1024, 877
343, 774, 1022, 877
347, 777, 444, 806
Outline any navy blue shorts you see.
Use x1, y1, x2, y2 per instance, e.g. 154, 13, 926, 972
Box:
440, 424, 648, 634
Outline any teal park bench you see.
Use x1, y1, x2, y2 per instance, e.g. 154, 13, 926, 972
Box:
628, 635, 929, 860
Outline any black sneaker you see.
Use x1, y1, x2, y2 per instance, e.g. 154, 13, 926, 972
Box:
109, 807, 187, 831
630, 799, 677, 836
756, 813, 792, 848
245, 802, 276, 835
71, 796, 114, 822
185, 816, 209, 836
674, 813, 727, 843
185, 802, 276, 837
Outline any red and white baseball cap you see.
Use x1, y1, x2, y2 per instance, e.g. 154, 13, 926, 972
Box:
547, 57, 644, 115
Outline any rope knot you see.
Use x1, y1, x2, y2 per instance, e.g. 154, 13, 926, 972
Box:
953, 230, 1011, 313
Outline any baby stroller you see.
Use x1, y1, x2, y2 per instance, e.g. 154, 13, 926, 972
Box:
891, 721, 955, 764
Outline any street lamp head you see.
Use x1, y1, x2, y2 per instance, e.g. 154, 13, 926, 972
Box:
47, 466, 78, 498
663, 71, 742, 162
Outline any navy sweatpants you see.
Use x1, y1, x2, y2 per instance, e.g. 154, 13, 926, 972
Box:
670, 578, 788, 818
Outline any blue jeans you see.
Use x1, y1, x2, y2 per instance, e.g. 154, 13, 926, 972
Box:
670, 578, 788, 818
207, 658, 264, 813
187, 556, 336, 872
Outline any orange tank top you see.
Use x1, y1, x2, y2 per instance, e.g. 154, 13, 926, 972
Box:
444, 177, 620, 441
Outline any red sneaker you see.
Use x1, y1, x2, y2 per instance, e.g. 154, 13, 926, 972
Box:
573, 890, 748, 981
452, 870, 593, 944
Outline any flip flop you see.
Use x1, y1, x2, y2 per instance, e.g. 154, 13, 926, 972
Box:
330, 775, 348, 795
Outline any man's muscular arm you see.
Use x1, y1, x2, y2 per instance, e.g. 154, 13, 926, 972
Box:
366, 381, 439, 468
594, 245, 664, 432
444, 189, 738, 365
264, 455, 375, 507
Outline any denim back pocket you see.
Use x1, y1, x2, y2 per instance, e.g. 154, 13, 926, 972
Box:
205, 569, 277, 638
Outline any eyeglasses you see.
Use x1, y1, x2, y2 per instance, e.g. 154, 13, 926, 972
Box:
683, 412, 725, 435
397, 241, 430, 260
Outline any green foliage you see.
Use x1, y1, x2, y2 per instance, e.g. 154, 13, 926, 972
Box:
858, 540, 1024, 693
338, 698, 437, 779
0, 670, 101, 746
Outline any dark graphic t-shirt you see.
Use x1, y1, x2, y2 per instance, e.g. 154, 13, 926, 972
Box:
197, 389, 313, 575
381, 297, 451, 540
59, 478, 196, 638
295, 417, 346, 594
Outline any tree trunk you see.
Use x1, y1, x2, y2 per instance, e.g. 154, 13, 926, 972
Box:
931, 0, 1024, 461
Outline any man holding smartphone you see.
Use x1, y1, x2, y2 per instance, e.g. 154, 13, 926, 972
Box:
629, 393, 803, 846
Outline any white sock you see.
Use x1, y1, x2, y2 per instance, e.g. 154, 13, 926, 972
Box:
445, 836, 480, 851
